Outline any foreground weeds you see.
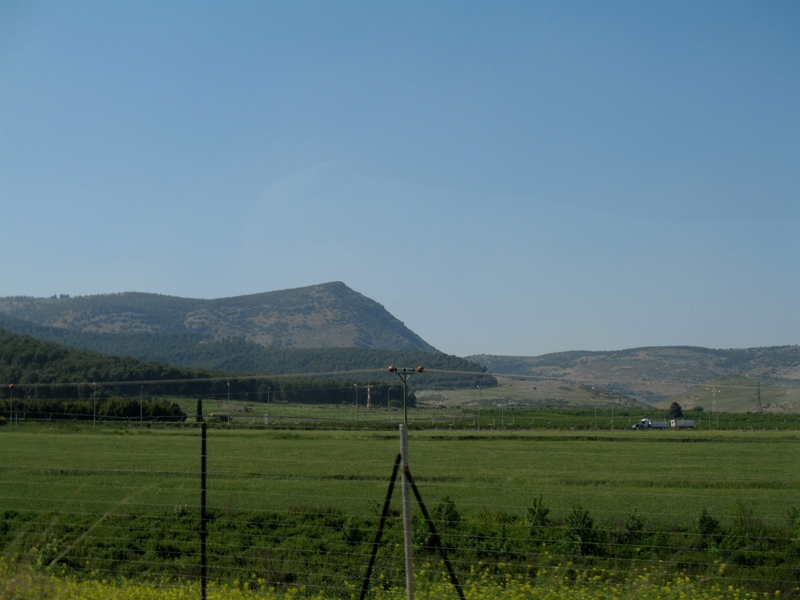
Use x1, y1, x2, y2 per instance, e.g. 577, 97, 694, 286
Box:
3, 500, 800, 598
0, 558, 780, 600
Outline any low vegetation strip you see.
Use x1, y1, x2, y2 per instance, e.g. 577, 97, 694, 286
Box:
4, 497, 800, 596
0, 557, 779, 600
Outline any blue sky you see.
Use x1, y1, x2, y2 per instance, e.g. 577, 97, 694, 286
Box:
2, 1, 798, 357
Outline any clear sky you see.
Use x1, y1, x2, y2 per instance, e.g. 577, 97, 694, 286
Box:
2, 1, 798, 358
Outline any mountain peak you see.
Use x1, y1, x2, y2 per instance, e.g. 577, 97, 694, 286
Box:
0, 283, 438, 352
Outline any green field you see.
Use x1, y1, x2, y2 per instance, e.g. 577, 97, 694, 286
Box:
2, 422, 800, 597
2, 425, 798, 523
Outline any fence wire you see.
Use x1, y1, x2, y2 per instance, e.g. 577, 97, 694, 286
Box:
1, 414, 799, 598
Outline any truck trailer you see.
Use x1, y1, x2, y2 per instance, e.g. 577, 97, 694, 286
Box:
632, 418, 695, 430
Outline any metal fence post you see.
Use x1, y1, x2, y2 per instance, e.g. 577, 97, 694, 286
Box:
201, 420, 207, 600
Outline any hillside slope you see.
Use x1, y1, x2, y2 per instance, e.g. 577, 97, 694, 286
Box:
0, 329, 432, 405
655, 375, 800, 414
0, 282, 437, 352
0, 312, 492, 388
469, 346, 800, 402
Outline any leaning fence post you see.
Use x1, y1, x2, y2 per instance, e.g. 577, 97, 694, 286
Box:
359, 453, 402, 600
400, 424, 414, 600
405, 468, 466, 600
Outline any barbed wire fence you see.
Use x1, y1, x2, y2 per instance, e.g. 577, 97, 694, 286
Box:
1, 376, 799, 598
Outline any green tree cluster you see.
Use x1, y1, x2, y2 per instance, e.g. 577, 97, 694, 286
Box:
0, 398, 185, 422
0, 329, 416, 407
0, 313, 495, 389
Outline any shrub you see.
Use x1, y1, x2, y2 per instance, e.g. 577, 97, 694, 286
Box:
526, 495, 551, 544
565, 505, 602, 556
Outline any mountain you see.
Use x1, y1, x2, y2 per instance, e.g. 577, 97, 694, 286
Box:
0, 282, 437, 352
0, 284, 495, 388
468, 346, 800, 402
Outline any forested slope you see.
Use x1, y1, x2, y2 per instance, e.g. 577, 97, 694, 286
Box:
0, 329, 492, 410
0, 313, 493, 389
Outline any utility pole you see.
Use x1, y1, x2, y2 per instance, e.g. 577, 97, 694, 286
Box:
477, 384, 481, 430
389, 366, 424, 426
757, 381, 762, 414
711, 387, 717, 429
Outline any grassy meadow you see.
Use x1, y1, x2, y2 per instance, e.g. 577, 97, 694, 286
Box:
2, 425, 799, 522
2, 417, 800, 597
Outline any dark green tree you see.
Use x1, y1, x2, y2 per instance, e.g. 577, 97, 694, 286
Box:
668, 402, 683, 419
565, 505, 602, 556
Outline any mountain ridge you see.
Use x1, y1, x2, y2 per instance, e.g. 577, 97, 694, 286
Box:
3, 284, 797, 403
0, 282, 437, 353
468, 345, 800, 402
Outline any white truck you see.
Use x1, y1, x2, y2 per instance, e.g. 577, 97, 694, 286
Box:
632, 418, 695, 430
632, 418, 669, 430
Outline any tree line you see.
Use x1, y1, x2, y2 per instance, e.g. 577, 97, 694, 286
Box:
1, 398, 186, 422
0, 329, 416, 407
0, 314, 495, 389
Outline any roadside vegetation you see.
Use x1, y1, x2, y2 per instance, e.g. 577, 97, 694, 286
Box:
1, 556, 779, 599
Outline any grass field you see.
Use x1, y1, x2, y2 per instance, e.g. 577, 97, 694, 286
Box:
2, 424, 798, 523
2, 421, 800, 597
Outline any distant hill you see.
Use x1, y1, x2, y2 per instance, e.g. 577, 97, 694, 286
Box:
468, 346, 800, 402
0, 329, 427, 406
0, 284, 493, 389
0, 282, 437, 352
657, 375, 800, 414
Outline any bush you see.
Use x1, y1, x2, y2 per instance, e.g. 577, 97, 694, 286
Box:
565, 505, 603, 556
622, 509, 645, 546
526, 495, 551, 543
696, 508, 721, 548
